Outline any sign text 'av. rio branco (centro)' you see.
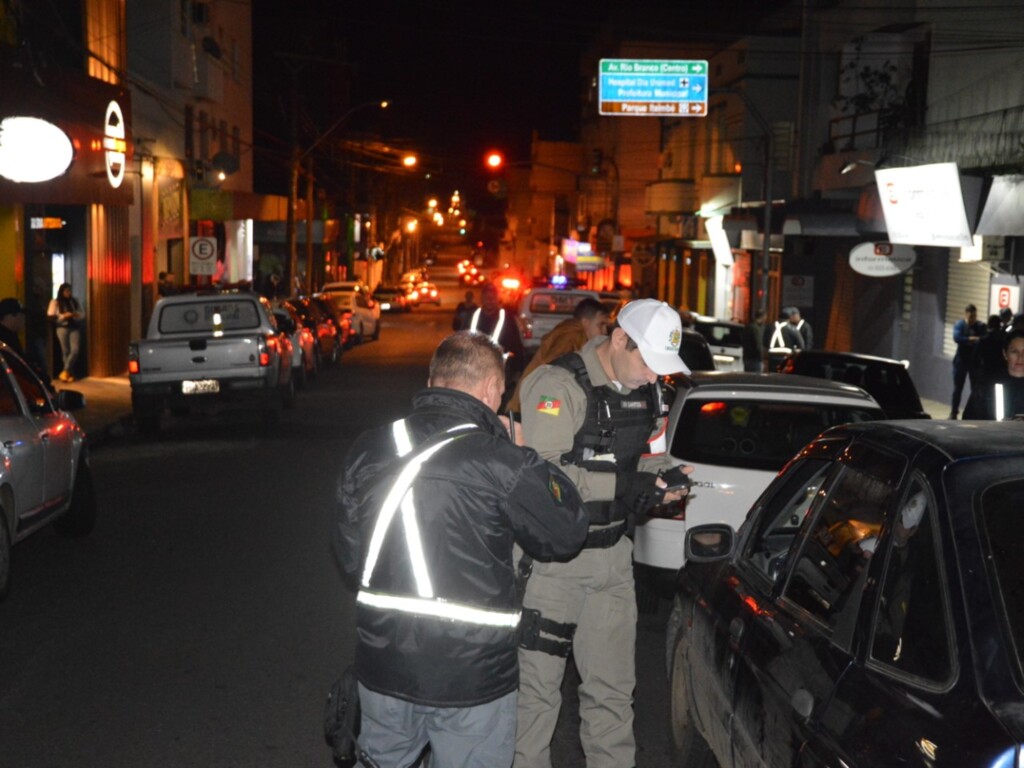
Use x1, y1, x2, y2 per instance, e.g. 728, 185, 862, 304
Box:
598, 59, 709, 117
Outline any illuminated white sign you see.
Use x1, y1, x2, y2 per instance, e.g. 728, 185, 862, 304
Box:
0, 116, 74, 183
875, 163, 973, 247
104, 100, 127, 189
849, 241, 916, 276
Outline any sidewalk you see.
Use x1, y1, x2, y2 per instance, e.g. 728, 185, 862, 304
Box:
54, 375, 134, 448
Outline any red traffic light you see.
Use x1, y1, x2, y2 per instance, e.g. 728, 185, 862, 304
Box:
484, 150, 504, 170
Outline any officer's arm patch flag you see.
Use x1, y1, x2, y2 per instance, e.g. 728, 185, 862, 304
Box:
536, 396, 561, 416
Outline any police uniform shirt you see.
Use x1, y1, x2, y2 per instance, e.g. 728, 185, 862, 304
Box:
519, 335, 674, 504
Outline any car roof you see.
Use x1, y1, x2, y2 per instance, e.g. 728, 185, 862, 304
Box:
694, 317, 744, 329
682, 371, 880, 405
785, 350, 908, 367
824, 419, 1024, 460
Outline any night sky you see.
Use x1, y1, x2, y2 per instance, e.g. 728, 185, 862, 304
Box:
251, 0, 795, 199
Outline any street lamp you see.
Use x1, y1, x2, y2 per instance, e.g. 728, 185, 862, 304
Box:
287, 99, 389, 293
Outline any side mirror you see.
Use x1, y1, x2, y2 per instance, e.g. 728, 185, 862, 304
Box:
55, 389, 86, 412
684, 524, 736, 563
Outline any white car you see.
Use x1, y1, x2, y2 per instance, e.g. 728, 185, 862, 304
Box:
321, 280, 371, 296
0, 343, 95, 601
517, 288, 620, 352
633, 372, 884, 576
692, 316, 746, 371
318, 291, 381, 343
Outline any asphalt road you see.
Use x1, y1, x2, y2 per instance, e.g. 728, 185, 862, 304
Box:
0, 266, 675, 768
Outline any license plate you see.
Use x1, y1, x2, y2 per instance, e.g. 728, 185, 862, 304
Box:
182, 379, 220, 395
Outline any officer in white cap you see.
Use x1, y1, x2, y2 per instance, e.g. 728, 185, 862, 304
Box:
514, 299, 693, 768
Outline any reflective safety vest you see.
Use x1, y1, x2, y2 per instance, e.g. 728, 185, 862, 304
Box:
469, 307, 504, 344
769, 318, 805, 352
356, 419, 521, 629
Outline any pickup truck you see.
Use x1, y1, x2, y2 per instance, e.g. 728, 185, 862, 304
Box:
128, 291, 294, 433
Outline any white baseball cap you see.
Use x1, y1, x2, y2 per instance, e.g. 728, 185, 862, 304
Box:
616, 299, 689, 376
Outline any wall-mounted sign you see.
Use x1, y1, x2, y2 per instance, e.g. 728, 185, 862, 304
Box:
875, 163, 978, 248
849, 241, 916, 277
104, 100, 127, 189
991, 283, 1020, 317
0, 116, 74, 183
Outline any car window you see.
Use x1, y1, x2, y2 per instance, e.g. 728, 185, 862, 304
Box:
696, 321, 744, 348
979, 478, 1024, 685
4, 349, 53, 415
741, 457, 836, 587
671, 399, 882, 472
158, 299, 262, 334
528, 292, 590, 315
869, 476, 954, 684
781, 442, 906, 644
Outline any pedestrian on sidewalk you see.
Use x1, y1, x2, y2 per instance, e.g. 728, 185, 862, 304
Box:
950, 303, 986, 419
47, 283, 85, 382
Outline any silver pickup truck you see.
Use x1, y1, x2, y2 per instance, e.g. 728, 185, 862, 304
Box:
128, 291, 294, 433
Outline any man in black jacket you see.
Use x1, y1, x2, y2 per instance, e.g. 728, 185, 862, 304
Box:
334, 331, 588, 767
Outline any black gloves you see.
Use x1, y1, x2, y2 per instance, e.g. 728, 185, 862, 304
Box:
659, 465, 692, 493
615, 471, 666, 515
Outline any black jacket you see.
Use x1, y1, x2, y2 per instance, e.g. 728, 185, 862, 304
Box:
334, 387, 588, 707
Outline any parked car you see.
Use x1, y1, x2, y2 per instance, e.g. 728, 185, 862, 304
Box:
289, 295, 342, 366
779, 349, 931, 419
0, 342, 95, 600
272, 300, 317, 388
692, 316, 746, 371
372, 285, 412, 313
128, 291, 295, 432
317, 291, 380, 344
668, 420, 1024, 768
633, 372, 884, 588
517, 288, 621, 352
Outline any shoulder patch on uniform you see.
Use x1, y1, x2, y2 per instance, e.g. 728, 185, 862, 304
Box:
548, 476, 564, 504
536, 396, 561, 415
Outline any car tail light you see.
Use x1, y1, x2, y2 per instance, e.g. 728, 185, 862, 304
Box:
300, 327, 314, 344
128, 343, 140, 374
258, 335, 274, 366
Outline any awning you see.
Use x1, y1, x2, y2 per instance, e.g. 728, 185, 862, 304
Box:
977, 174, 1024, 236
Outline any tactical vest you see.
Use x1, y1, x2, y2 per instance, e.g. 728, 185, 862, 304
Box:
553, 353, 661, 525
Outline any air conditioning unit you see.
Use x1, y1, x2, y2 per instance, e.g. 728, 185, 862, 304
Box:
192, 2, 211, 25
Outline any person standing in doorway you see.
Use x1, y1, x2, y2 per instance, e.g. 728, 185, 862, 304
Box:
47, 283, 84, 382
950, 303, 986, 419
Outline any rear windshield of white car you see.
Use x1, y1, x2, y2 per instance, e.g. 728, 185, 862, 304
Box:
158, 299, 263, 334
528, 292, 591, 315
672, 399, 883, 471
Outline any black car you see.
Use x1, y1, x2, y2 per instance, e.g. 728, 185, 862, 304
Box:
779, 350, 930, 419
372, 285, 412, 313
668, 420, 1024, 767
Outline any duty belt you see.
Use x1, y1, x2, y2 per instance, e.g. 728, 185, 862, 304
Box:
583, 521, 627, 549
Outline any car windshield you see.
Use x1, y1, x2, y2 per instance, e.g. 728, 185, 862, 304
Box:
979, 478, 1024, 678
672, 398, 883, 471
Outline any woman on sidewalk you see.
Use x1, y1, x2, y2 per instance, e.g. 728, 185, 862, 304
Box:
47, 283, 85, 382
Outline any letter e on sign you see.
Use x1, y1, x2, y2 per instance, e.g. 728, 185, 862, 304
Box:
189, 237, 218, 275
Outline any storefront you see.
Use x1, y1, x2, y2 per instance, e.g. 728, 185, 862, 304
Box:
0, 53, 133, 378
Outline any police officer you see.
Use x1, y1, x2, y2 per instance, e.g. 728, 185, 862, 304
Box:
334, 331, 588, 767
514, 299, 692, 768
963, 328, 1024, 420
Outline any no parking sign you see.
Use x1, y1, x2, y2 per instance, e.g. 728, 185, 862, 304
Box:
189, 237, 218, 276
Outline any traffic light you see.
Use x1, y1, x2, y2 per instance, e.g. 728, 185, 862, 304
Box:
484, 150, 504, 171
589, 148, 603, 176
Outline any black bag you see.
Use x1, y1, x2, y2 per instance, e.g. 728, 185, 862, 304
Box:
324, 665, 362, 766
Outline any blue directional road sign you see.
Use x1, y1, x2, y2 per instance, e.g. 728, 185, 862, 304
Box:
598, 59, 709, 117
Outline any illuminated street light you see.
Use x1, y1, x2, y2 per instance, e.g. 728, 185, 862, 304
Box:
484, 150, 504, 170
402, 154, 418, 168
